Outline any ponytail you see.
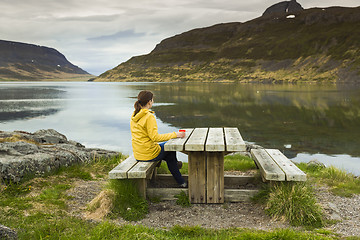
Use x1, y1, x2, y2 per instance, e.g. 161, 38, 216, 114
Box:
133, 90, 154, 117
133, 100, 142, 116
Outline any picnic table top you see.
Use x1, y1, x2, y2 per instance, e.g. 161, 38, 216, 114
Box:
164, 127, 246, 152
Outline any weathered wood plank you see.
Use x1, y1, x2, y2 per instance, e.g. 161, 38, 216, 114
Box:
207, 152, 224, 203
164, 129, 194, 151
154, 174, 259, 188
251, 149, 285, 181
185, 128, 208, 151
224, 189, 259, 202
188, 152, 206, 203
205, 128, 225, 152
147, 188, 189, 201
265, 149, 306, 181
108, 155, 137, 179
146, 188, 259, 202
224, 128, 246, 152
224, 175, 261, 187
127, 161, 158, 179
135, 179, 147, 198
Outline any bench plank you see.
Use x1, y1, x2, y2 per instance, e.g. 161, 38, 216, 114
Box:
164, 128, 194, 151
108, 155, 137, 179
127, 161, 158, 179
224, 128, 246, 152
251, 149, 285, 181
185, 128, 209, 151
205, 128, 225, 151
266, 149, 306, 181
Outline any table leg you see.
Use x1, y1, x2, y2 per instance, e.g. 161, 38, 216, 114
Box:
188, 152, 206, 203
207, 152, 224, 203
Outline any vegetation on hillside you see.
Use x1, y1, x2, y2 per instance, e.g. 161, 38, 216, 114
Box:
96, 7, 360, 83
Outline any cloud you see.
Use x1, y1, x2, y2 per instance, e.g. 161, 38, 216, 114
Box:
1, 0, 359, 76
87, 30, 146, 42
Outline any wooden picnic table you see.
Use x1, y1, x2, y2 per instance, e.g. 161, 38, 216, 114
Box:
164, 127, 246, 204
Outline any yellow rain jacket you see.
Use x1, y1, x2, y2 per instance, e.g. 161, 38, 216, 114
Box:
130, 109, 177, 161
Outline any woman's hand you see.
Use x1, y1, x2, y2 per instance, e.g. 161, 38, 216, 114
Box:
176, 132, 185, 138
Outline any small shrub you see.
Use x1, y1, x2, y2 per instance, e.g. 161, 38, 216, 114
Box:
265, 182, 324, 227
175, 190, 191, 207
108, 179, 148, 221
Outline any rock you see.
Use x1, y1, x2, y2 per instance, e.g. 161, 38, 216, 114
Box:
33, 129, 68, 144
263, 0, 304, 17
246, 144, 264, 151
307, 159, 326, 169
0, 129, 119, 183
0, 224, 18, 240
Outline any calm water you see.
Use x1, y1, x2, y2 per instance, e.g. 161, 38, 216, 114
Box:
1, 81, 360, 175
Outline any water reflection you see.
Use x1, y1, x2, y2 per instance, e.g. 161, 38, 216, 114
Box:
0, 86, 65, 122
145, 83, 360, 157
0, 82, 359, 175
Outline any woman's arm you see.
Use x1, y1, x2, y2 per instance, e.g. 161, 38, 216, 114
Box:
147, 114, 177, 142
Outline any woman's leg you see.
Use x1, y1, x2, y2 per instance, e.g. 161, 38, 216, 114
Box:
163, 151, 185, 185
157, 142, 185, 185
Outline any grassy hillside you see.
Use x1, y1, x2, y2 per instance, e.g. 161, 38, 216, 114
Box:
95, 7, 360, 83
0, 40, 93, 81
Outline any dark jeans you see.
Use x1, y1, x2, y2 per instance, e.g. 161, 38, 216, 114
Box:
137, 142, 185, 185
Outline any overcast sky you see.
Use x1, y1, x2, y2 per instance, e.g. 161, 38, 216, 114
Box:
1, 0, 359, 75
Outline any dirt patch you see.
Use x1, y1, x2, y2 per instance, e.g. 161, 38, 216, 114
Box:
66, 179, 360, 237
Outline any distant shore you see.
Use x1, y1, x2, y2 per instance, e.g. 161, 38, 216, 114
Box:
0, 74, 95, 82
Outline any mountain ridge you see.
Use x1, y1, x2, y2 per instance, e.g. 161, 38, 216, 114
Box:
95, 6, 360, 83
0, 40, 92, 81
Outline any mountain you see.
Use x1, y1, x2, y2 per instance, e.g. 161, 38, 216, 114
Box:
0, 40, 93, 81
95, 5, 360, 83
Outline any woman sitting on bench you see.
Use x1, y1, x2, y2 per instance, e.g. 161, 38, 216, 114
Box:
130, 90, 187, 188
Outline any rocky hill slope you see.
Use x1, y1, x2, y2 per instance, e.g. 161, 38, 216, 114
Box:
0, 40, 93, 81
95, 5, 360, 83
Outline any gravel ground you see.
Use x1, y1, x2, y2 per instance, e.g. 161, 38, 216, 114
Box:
66, 180, 360, 238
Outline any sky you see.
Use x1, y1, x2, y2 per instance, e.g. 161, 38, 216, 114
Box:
1, 0, 359, 76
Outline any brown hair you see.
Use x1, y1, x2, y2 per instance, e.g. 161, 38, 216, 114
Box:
133, 90, 154, 116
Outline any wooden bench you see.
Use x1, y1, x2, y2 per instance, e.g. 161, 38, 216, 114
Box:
251, 148, 306, 182
108, 155, 159, 197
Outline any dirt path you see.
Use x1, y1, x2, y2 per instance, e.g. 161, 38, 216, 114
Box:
66, 180, 360, 238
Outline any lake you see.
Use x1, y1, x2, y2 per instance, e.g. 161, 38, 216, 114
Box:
1, 81, 360, 175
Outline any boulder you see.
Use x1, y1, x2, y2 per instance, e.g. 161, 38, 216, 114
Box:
263, 0, 304, 17
307, 159, 326, 169
0, 129, 119, 182
0, 224, 17, 240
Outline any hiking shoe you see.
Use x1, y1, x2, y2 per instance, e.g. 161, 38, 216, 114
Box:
177, 161, 183, 169
179, 182, 188, 188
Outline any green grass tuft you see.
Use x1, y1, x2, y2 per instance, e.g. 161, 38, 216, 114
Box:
175, 190, 191, 207
265, 182, 324, 227
107, 179, 149, 221
298, 163, 360, 197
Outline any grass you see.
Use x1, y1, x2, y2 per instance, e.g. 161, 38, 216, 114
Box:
263, 182, 324, 228
157, 153, 256, 174
1, 153, 359, 239
175, 190, 191, 207
107, 179, 149, 221
224, 154, 257, 171
298, 163, 360, 197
